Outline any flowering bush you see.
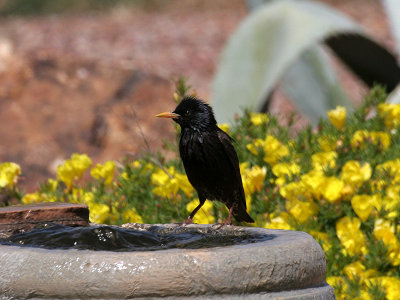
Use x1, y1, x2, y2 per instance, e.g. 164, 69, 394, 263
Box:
1, 86, 400, 299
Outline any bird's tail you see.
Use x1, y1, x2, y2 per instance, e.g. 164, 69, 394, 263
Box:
233, 205, 254, 223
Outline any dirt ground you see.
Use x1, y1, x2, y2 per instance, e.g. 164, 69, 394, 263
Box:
0, 0, 395, 192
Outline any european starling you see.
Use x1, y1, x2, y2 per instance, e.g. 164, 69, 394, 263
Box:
156, 96, 254, 226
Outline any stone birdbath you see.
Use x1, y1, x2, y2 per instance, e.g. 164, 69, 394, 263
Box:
0, 203, 335, 299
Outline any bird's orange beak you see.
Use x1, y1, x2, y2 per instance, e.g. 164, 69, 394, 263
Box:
155, 112, 180, 119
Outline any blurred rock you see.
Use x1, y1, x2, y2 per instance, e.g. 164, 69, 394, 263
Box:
0, 0, 392, 193
0, 39, 13, 72
0, 56, 175, 191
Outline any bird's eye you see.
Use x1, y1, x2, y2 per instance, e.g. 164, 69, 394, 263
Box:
186, 109, 190, 115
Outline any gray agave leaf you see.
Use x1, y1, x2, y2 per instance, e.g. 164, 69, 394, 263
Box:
212, 0, 400, 123
280, 46, 351, 126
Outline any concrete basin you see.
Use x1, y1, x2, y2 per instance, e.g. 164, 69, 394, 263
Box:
0, 223, 334, 299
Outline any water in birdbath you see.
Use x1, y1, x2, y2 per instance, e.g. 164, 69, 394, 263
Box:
0, 223, 272, 251
0, 204, 333, 299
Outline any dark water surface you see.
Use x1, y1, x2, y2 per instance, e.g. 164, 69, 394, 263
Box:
0, 224, 272, 251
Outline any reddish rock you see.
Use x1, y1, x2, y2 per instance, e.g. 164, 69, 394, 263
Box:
0, 55, 175, 192
0, 0, 392, 194
0, 202, 89, 238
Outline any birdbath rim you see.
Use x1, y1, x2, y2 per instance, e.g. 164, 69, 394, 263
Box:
0, 223, 335, 299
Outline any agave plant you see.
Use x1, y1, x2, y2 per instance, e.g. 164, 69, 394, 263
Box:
383, 0, 400, 104
212, 0, 400, 124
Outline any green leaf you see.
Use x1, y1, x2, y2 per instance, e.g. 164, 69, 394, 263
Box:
383, 0, 400, 58
383, 0, 400, 104
280, 46, 351, 126
212, 0, 400, 124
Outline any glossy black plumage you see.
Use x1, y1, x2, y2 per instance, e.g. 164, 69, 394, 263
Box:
157, 96, 254, 224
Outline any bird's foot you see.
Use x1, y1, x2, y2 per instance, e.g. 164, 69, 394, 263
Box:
215, 220, 231, 230
177, 217, 193, 226
215, 207, 233, 229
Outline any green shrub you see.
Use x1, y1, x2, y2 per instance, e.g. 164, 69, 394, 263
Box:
1, 85, 400, 299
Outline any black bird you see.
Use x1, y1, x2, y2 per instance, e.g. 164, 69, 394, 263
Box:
156, 96, 254, 226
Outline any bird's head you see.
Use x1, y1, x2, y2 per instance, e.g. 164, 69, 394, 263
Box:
156, 96, 217, 131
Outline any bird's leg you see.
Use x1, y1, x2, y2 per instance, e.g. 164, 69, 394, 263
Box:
216, 206, 234, 229
183, 196, 206, 225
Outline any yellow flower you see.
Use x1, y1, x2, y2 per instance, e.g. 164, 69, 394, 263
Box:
383, 185, 400, 219
22, 192, 57, 204
264, 212, 293, 230
47, 178, 58, 192
374, 219, 400, 266
186, 199, 215, 224
351, 130, 391, 150
91, 161, 116, 185
246, 135, 289, 165
245, 193, 252, 213
280, 181, 308, 201
369, 193, 384, 212
341, 160, 372, 189
57, 153, 92, 188
151, 166, 193, 199
246, 138, 266, 156
336, 216, 367, 256
218, 123, 230, 134
120, 171, 129, 180
286, 198, 318, 224
371, 192, 398, 222
69, 153, 92, 178
370, 131, 391, 150
343, 261, 377, 288
263, 136, 290, 165
343, 261, 365, 280
311, 151, 337, 171
351, 194, 375, 221
367, 277, 400, 300
383, 277, 400, 300
0, 162, 21, 189
151, 168, 178, 197
68, 188, 94, 204
240, 163, 267, 195
327, 276, 346, 290
320, 176, 344, 203
88, 202, 110, 224
327, 106, 346, 130
249, 112, 269, 126
22, 192, 41, 204
309, 230, 332, 251
351, 130, 368, 148
57, 160, 76, 188
132, 160, 142, 168
175, 172, 194, 197
82, 191, 95, 203
376, 159, 400, 184
272, 162, 300, 185
143, 162, 154, 171
300, 169, 325, 198
318, 136, 337, 152
123, 209, 143, 223
359, 289, 372, 300
378, 102, 400, 128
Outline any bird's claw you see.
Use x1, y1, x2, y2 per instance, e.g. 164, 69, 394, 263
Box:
215, 221, 231, 230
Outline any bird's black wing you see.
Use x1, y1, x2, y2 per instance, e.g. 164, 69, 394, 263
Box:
215, 129, 253, 222
180, 128, 235, 196
179, 127, 253, 222
215, 129, 247, 206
